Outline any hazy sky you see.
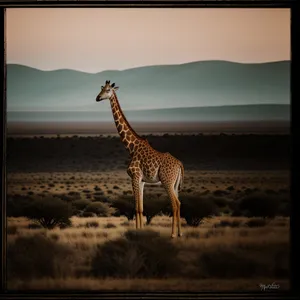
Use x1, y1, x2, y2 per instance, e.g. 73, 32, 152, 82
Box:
7, 8, 290, 73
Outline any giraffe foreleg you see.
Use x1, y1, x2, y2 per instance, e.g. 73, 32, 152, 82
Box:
139, 182, 145, 229
131, 175, 144, 229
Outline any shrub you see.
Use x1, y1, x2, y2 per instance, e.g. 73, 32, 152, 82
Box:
245, 218, 267, 227
7, 195, 33, 217
7, 225, 18, 235
213, 190, 230, 197
214, 219, 242, 228
237, 192, 280, 218
7, 234, 73, 280
28, 223, 43, 229
212, 197, 230, 208
278, 202, 290, 217
111, 196, 135, 221
24, 196, 73, 229
143, 196, 170, 225
104, 223, 117, 229
185, 231, 201, 239
72, 199, 91, 211
85, 221, 99, 228
194, 242, 289, 279
91, 229, 180, 278
80, 212, 97, 218
181, 195, 219, 227
84, 202, 112, 217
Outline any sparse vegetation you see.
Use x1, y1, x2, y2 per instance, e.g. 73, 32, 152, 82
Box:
91, 229, 180, 278
181, 195, 219, 227
23, 196, 73, 229
237, 192, 281, 218
7, 234, 73, 280
84, 202, 112, 217
6, 133, 290, 291
111, 196, 135, 221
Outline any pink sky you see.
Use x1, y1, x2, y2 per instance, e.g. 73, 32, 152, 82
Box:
6, 8, 290, 73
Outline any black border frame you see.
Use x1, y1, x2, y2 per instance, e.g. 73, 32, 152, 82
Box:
1, 1, 299, 299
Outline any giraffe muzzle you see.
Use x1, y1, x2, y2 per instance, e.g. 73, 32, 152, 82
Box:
96, 96, 102, 102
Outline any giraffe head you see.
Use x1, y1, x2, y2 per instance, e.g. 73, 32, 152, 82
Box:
96, 80, 119, 102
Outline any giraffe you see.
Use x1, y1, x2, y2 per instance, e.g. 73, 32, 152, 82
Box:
96, 80, 184, 238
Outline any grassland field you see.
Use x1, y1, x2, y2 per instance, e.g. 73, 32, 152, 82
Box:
6, 133, 290, 291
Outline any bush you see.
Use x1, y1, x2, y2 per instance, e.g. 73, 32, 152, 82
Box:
7, 225, 18, 235
237, 192, 280, 218
278, 202, 290, 217
28, 223, 43, 229
214, 219, 242, 228
80, 211, 97, 218
195, 242, 289, 279
7, 195, 33, 217
91, 229, 180, 278
212, 197, 230, 208
181, 195, 219, 227
84, 202, 112, 217
104, 223, 116, 229
85, 221, 99, 228
24, 196, 73, 229
245, 218, 267, 227
7, 234, 73, 280
72, 199, 91, 211
111, 196, 135, 221
143, 196, 170, 225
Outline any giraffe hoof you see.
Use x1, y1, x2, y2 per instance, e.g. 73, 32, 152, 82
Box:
171, 234, 176, 238
178, 233, 183, 238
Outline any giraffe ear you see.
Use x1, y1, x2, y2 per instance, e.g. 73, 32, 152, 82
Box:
114, 86, 119, 91
101, 86, 104, 89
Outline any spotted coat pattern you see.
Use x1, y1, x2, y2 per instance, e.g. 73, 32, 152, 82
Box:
98, 84, 184, 237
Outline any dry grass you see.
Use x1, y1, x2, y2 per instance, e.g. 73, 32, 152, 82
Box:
6, 167, 290, 292
7, 215, 289, 289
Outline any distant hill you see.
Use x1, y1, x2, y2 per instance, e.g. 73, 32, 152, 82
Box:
7, 104, 290, 123
7, 60, 290, 112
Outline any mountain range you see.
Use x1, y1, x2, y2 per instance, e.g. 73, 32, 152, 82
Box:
7, 60, 290, 122
7, 60, 290, 109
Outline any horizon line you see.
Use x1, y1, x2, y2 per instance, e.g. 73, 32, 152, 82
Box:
6, 59, 291, 75
7, 103, 291, 113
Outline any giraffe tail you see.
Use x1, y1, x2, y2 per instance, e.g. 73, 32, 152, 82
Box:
178, 162, 184, 192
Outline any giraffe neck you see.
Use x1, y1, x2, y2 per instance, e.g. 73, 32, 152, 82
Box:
109, 91, 143, 156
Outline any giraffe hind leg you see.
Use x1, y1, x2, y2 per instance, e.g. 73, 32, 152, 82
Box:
174, 170, 182, 237
164, 186, 179, 238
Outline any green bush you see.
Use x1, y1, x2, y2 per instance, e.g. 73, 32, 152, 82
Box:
181, 195, 219, 227
7, 234, 73, 280
91, 229, 180, 278
24, 196, 73, 229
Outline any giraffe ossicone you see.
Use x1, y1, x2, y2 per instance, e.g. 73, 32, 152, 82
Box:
96, 80, 184, 237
